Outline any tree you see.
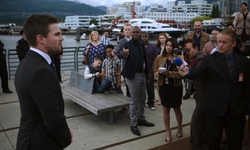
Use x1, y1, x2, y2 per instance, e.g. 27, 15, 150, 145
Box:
90, 19, 98, 25
211, 4, 220, 18
215, 4, 220, 18
190, 16, 211, 25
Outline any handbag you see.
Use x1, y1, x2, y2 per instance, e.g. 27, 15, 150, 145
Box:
82, 54, 89, 65
82, 43, 91, 65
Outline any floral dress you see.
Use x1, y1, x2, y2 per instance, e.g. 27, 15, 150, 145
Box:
83, 42, 106, 65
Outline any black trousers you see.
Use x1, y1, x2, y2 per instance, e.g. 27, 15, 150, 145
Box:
146, 72, 155, 107
206, 110, 245, 150
0, 51, 9, 90
191, 94, 206, 150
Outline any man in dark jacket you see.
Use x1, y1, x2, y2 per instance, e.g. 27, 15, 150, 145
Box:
15, 14, 72, 150
122, 26, 154, 136
178, 29, 250, 150
184, 39, 206, 150
141, 32, 157, 110
16, 30, 29, 61
0, 40, 12, 93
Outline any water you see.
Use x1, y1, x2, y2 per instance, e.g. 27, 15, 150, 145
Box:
0, 35, 156, 50
1, 34, 157, 79
0, 35, 105, 50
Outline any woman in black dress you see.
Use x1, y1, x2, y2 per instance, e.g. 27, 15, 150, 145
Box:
154, 38, 183, 143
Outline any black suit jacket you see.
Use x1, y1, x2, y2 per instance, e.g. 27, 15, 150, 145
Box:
15, 50, 71, 150
189, 51, 250, 117
122, 39, 149, 80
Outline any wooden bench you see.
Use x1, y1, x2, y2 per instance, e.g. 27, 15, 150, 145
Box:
61, 71, 129, 124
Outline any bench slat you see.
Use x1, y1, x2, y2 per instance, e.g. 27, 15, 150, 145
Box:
61, 70, 129, 124
61, 83, 129, 115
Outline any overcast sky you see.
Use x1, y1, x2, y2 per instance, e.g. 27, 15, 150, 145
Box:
67, 0, 174, 7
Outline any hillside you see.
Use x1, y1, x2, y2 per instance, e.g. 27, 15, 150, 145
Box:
0, 0, 105, 24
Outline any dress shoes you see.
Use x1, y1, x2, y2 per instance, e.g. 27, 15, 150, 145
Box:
130, 126, 141, 136
3, 89, 12, 94
137, 120, 155, 127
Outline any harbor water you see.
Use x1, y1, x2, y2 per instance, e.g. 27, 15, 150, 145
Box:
0, 34, 158, 50
0, 35, 102, 50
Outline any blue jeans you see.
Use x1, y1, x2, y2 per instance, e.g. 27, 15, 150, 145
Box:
113, 83, 123, 94
97, 79, 123, 94
97, 79, 112, 93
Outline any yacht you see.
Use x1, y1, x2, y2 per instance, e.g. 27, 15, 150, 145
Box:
112, 18, 188, 38
202, 19, 224, 29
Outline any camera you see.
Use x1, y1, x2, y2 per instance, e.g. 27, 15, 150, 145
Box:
173, 48, 189, 56
173, 48, 184, 55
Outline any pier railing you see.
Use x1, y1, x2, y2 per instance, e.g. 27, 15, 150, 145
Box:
6, 46, 87, 79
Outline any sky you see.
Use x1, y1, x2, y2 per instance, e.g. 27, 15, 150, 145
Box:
67, 0, 174, 7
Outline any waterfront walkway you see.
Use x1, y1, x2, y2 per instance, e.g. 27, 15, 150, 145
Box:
0, 72, 248, 149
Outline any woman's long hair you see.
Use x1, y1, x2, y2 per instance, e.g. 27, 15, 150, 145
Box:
162, 38, 179, 57
155, 33, 168, 47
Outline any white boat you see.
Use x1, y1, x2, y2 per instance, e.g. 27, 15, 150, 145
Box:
112, 18, 188, 38
202, 19, 224, 30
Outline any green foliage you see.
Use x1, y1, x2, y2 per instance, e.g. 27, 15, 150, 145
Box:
116, 16, 123, 19
107, 18, 113, 23
215, 4, 220, 18
190, 16, 211, 25
90, 19, 98, 25
211, 4, 220, 18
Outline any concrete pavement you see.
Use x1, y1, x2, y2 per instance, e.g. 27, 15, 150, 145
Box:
0, 73, 198, 150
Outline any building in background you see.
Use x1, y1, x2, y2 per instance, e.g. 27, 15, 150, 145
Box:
62, 15, 99, 30
145, 0, 211, 23
106, 1, 143, 18
220, 0, 250, 16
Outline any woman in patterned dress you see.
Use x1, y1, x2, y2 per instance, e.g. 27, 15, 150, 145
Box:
83, 31, 106, 65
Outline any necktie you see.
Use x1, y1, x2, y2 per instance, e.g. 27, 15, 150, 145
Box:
50, 62, 56, 72
224, 55, 233, 78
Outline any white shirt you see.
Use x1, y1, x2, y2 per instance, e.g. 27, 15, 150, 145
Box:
84, 66, 94, 79
30, 47, 51, 64
210, 46, 218, 54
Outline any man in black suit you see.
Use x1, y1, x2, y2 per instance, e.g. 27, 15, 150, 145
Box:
14, 14, 72, 150
0, 40, 12, 94
16, 29, 30, 61
122, 26, 155, 136
114, 23, 132, 98
178, 29, 250, 150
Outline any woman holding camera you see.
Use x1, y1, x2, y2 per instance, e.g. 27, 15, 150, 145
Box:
154, 38, 183, 143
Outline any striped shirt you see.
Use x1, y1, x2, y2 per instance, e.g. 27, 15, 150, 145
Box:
100, 36, 111, 46
102, 57, 121, 84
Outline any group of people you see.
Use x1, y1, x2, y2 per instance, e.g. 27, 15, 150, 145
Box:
179, 3, 250, 150
79, 5, 250, 149
6, 2, 250, 150
81, 4, 250, 150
